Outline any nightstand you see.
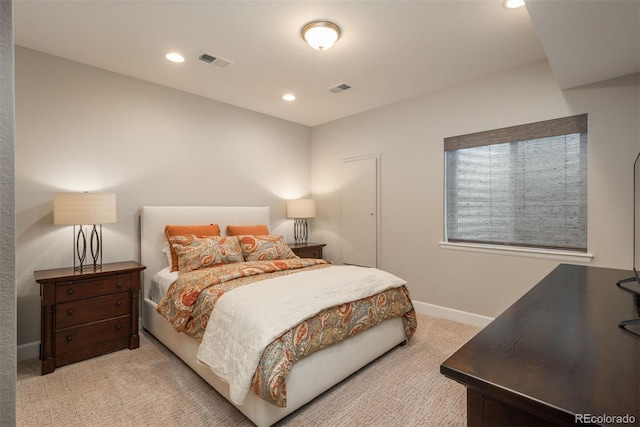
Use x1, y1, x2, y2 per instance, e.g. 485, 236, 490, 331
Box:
34, 261, 146, 375
289, 242, 326, 259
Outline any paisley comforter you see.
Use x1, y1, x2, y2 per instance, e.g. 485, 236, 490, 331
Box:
156, 258, 416, 407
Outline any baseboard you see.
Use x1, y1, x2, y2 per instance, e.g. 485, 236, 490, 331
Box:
412, 300, 494, 328
17, 341, 39, 362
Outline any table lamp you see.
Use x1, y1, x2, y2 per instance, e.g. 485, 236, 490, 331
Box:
53, 192, 116, 270
286, 199, 316, 243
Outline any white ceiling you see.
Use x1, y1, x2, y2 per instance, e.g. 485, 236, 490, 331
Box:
526, 0, 639, 90
12, 1, 639, 127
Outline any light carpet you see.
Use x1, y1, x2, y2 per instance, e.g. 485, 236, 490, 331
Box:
17, 314, 479, 426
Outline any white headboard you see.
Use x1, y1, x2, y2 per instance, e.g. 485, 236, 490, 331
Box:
140, 206, 270, 300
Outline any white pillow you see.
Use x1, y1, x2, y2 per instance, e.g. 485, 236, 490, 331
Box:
161, 245, 172, 267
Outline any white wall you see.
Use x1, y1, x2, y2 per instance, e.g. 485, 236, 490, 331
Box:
15, 47, 312, 346
311, 59, 640, 319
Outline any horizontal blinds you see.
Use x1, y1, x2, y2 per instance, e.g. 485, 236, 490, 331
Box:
445, 115, 588, 252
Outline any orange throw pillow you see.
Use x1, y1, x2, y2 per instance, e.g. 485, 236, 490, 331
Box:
226, 224, 269, 236
165, 224, 221, 272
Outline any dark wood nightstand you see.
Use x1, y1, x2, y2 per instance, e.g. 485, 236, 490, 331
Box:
34, 261, 146, 375
289, 242, 326, 259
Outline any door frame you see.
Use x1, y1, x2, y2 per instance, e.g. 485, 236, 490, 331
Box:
343, 153, 381, 267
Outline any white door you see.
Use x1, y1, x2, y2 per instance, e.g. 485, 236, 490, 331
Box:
342, 154, 379, 267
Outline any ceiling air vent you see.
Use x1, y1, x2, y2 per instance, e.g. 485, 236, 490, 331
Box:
198, 52, 233, 68
328, 83, 351, 93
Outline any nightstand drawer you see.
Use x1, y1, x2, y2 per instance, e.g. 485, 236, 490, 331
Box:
289, 242, 326, 259
297, 247, 321, 258
56, 292, 130, 329
56, 316, 131, 353
56, 274, 131, 303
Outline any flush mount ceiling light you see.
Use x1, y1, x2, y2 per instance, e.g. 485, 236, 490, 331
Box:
503, 0, 525, 8
300, 20, 342, 51
283, 94, 296, 101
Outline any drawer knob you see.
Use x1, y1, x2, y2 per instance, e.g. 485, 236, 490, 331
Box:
116, 282, 123, 288
66, 335, 73, 342
66, 289, 74, 295
116, 325, 122, 330
66, 309, 73, 316
115, 300, 122, 307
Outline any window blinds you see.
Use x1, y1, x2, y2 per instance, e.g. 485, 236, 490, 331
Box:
444, 114, 588, 251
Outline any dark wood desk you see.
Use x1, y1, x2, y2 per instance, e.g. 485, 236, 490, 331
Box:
441, 264, 639, 426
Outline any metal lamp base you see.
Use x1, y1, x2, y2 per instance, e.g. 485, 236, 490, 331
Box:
73, 224, 103, 271
293, 218, 308, 243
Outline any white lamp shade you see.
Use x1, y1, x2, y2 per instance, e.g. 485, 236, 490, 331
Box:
54, 192, 117, 225
301, 21, 341, 51
287, 199, 316, 219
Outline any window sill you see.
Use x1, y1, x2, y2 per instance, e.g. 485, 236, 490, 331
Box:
439, 241, 594, 263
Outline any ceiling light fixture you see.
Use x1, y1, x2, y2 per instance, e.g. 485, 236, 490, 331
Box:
300, 20, 341, 51
283, 94, 296, 101
503, 0, 525, 8
165, 52, 185, 63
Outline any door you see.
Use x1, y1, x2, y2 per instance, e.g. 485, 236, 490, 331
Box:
342, 154, 379, 267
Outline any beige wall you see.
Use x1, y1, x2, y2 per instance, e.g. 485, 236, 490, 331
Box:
15, 47, 312, 346
15, 47, 640, 346
310, 59, 640, 318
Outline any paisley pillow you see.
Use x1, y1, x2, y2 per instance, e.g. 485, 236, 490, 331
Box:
237, 235, 297, 261
170, 235, 243, 273
164, 224, 221, 272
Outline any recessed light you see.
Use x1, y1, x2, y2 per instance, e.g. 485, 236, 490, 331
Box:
165, 52, 185, 63
283, 94, 296, 101
503, 0, 525, 8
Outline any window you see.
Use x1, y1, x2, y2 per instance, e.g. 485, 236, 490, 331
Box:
444, 114, 588, 252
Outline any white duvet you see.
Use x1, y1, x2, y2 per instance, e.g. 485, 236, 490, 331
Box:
195, 264, 407, 405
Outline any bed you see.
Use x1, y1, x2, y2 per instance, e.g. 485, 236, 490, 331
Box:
140, 206, 416, 426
